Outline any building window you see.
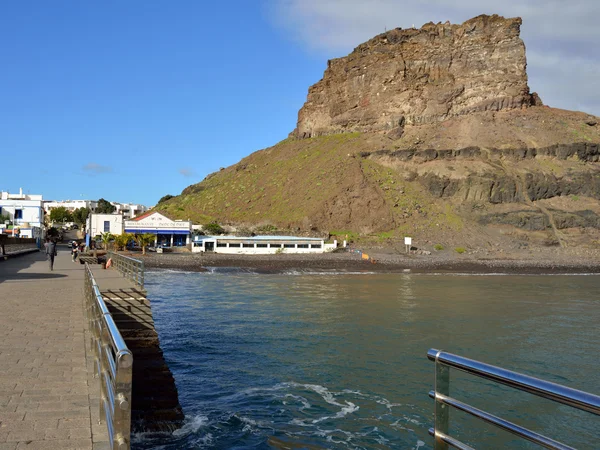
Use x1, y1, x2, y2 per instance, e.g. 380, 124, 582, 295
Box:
217, 242, 227, 247
256, 243, 268, 248
174, 235, 186, 247
270, 243, 282, 248
103, 221, 110, 232
14, 209, 23, 219
229, 243, 241, 248
311, 244, 322, 249
297, 244, 309, 248
284, 244, 295, 248
243, 243, 254, 248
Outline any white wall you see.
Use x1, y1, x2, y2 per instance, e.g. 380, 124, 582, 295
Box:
0, 199, 44, 229
87, 214, 123, 238
43, 200, 98, 214
112, 203, 148, 219
192, 239, 330, 254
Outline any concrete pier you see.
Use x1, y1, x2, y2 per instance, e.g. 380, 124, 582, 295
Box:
90, 260, 184, 432
0, 248, 109, 449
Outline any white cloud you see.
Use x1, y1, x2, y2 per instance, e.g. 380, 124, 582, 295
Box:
82, 162, 112, 174
268, 0, 600, 116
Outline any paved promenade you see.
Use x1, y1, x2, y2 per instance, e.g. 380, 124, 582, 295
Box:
0, 248, 109, 450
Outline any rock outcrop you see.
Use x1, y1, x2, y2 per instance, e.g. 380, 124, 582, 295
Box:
294, 14, 537, 138
158, 14, 600, 250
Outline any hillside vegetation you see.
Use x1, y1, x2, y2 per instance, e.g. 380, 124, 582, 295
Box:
156, 107, 600, 249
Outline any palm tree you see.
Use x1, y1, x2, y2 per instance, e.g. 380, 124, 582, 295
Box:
135, 233, 155, 255
113, 233, 133, 251
101, 232, 113, 250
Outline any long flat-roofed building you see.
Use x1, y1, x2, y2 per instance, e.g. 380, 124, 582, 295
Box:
192, 235, 336, 254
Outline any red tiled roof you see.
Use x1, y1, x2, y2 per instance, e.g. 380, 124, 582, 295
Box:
131, 211, 155, 221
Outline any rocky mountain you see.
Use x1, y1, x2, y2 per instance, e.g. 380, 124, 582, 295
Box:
158, 15, 600, 251
294, 14, 538, 138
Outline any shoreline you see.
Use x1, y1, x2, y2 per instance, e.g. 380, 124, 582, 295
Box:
122, 250, 600, 275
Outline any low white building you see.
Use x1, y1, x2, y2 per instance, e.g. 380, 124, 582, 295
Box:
0, 189, 44, 238
87, 214, 124, 239
124, 211, 191, 247
44, 200, 148, 220
113, 203, 148, 220
43, 199, 98, 215
192, 235, 336, 254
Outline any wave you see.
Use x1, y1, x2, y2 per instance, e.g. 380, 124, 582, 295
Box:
172, 414, 209, 437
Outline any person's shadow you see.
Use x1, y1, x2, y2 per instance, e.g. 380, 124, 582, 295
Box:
0, 250, 68, 285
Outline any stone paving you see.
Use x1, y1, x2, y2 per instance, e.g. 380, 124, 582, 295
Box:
0, 247, 110, 450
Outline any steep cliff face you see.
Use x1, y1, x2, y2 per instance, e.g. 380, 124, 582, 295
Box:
294, 14, 536, 138
158, 15, 600, 250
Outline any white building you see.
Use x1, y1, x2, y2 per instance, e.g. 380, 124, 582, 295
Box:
43, 199, 98, 215
124, 211, 191, 247
86, 214, 124, 239
112, 203, 148, 220
192, 235, 336, 254
44, 200, 147, 220
0, 189, 44, 238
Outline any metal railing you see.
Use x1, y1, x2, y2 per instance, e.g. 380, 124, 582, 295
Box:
428, 349, 600, 450
107, 251, 145, 289
85, 264, 133, 450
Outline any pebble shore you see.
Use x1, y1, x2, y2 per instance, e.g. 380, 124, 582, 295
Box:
124, 248, 600, 275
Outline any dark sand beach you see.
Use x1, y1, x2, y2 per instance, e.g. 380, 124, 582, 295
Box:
124, 246, 600, 274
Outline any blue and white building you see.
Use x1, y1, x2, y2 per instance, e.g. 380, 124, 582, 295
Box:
124, 211, 192, 247
0, 189, 44, 238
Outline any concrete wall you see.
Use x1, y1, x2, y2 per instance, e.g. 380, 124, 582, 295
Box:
88, 214, 123, 237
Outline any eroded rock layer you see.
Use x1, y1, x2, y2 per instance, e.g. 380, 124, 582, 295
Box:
294, 14, 536, 138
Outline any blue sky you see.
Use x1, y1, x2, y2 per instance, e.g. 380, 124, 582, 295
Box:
1, 1, 598, 206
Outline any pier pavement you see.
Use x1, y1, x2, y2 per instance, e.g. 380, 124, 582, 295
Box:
0, 248, 127, 450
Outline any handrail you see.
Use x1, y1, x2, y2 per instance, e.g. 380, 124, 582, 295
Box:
85, 264, 133, 450
107, 251, 145, 289
428, 348, 600, 449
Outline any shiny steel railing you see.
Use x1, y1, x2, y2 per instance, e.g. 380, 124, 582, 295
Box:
85, 264, 133, 450
428, 349, 600, 450
108, 251, 144, 289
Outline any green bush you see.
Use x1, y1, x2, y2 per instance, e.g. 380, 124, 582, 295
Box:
454, 247, 466, 254
434, 244, 444, 251
255, 224, 278, 233
158, 194, 174, 204
203, 222, 225, 235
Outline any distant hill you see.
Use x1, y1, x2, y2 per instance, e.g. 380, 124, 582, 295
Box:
157, 14, 600, 249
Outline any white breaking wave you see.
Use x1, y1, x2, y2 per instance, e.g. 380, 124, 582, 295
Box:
172, 414, 209, 437
284, 393, 312, 411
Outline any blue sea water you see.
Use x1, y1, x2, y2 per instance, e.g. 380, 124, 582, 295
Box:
134, 270, 600, 449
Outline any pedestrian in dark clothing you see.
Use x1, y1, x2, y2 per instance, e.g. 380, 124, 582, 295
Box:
45, 238, 57, 271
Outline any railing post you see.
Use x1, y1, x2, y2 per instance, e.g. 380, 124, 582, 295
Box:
434, 351, 450, 450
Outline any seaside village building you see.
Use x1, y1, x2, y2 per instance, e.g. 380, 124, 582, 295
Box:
0, 189, 44, 239
43, 199, 98, 215
86, 213, 124, 240
192, 235, 336, 254
124, 212, 192, 247
44, 199, 148, 220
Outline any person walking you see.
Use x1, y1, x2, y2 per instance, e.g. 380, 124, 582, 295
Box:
72, 242, 79, 262
45, 238, 57, 271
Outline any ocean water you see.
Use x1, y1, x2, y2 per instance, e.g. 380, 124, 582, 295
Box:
134, 269, 600, 449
